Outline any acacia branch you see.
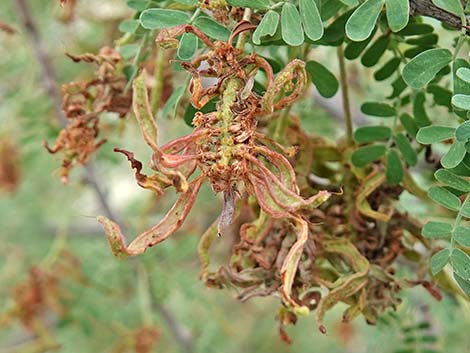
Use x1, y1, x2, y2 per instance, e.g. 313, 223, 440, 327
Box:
410, 0, 468, 29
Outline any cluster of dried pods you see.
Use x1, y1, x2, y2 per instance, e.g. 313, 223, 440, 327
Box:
44, 20, 441, 342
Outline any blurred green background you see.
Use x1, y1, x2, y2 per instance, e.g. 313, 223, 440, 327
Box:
0, 1, 469, 352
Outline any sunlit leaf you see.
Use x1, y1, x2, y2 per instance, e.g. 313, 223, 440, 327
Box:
345, 0, 384, 41
422, 221, 452, 238
457, 67, 470, 83
177, 33, 198, 61
194, 17, 231, 41
299, 0, 324, 41
452, 94, 470, 111
402, 48, 453, 89
441, 141, 466, 169
385, 0, 409, 32
434, 169, 470, 192
431, 0, 464, 17
454, 272, 470, 296
453, 225, 470, 247
431, 248, 450, 275
252, 10, 280, 45
451, 248, 470, 280
456, 121, 470, 142
281, 3, 304, 46
427, 186, 461, 211
461, 195, 470, 218
416, 126, 455, 144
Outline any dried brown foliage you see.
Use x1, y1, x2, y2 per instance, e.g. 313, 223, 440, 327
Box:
44, 47, 131, 182
0, 138, 21, 193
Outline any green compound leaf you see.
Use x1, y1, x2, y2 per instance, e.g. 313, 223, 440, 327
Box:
398, 23, 434, 36
399, 113, 419, 138
427, 84, 452, 111
361, 35, 390, 68
344, 28, 377, 60
119, 19, 139, 33
394, 133, 417, 166
177, 33, 198, 61
351, 144, 386, 167
456, 121, 470, 142
457, 67, 470, 84
140, 9, 190, 30
435, 169, 470, 192
374, 57, 401, 81
385, 0, 409, 32
431, 248, 450, 275
402, 48, 453, 89
252, 10, 280, 45
281, 3, 304, 46
416, 126, 455, 144
306, 61, 339, 98
451, 248, 470, 280
346, 0, 384, 41
453, 225, 470, 247
354, 126, 392, 143
161, 86, 186, 119
454, 272, 470, 296
300, 0, 324, 41
431, 0, 464, 17
422, 221, 453, 239
127, 0, 148, 11
428, 186, 461, 211
452, 94, 470, 111
386, 149, 404, 185
441, 141, 466, 169
194, 17, 231, 41
461, 196, 470, 218
454, 60, 470, 119
361, 102, 396, 117
226, 0, 270, 10
413, 92, 431, 127
118, 44, 139, 60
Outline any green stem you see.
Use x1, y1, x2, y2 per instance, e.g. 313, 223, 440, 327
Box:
337, 44, 353, 147
189, 8, 201, 23
337, 44, 356, 239
236, 8, 252, 50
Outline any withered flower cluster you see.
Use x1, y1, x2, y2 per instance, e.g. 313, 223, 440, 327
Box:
98, 22, 330, 320
44, 47, 132, 183
65, 23, 437, 342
